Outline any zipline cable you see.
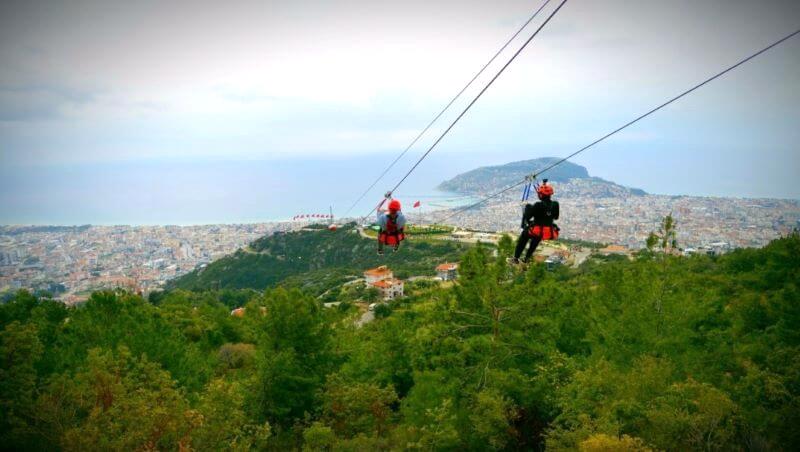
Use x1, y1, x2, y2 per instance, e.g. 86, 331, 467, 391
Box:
343, 0, 554, 216
435, 27, 800, 224
363, 0, 570, 220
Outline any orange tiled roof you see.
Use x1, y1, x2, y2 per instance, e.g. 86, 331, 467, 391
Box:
436, 263, 459, 271
371, 278, 403, 289
364, 265, 391, 277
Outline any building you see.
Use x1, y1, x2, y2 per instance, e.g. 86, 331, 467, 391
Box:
544, 256, 563, 271
364, 265, 393, 285
436, 263, 459, 281
709, 242, 731, 255
364, 265, 404, 300
598, 244, 629, 256
451, 231, 471, 240
371, 278, 404, 300
696, 242, 731, 256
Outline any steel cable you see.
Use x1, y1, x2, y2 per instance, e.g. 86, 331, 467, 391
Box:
435, 27, 800, 224
343, 0, 554, 216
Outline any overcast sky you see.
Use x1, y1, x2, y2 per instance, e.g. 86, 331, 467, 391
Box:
1, 0, 799, 198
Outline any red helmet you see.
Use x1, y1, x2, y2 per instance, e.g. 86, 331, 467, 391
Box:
388, 199, 401, 212
537, 183, 554, 197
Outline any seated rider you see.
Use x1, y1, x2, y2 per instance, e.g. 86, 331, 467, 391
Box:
377, 199, 406, 255
511, 181, 559, 264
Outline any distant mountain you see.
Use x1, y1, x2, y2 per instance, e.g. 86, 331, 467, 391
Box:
438, 157, 646, 197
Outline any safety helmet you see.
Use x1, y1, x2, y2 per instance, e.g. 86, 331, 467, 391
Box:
537, 183, 554, 197
388, 199, 401, 212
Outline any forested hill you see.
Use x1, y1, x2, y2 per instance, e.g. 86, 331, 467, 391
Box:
167, 223, 467, 294
2, 234, 799, 450
2, 232, 799, 449
438, 157, 646, 196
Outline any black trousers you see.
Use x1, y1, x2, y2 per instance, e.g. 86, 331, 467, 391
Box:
514, 230, 541, 262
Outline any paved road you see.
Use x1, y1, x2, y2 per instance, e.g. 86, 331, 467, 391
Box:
356, 310, 375, 327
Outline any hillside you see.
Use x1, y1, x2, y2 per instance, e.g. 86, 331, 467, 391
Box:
168, 223, 468, 294
2, 233, 798, 450
438, 156, 645, 196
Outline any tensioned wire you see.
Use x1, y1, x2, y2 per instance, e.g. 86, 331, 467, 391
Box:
343, 0, 555, 217
360, 0, 570, 222
434, 27, 800, 224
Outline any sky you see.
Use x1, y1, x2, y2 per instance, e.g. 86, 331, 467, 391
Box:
1, 0, 799, 223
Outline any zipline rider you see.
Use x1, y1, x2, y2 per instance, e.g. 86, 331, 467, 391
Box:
377, 199, 406, 255
511, 180, 559, 264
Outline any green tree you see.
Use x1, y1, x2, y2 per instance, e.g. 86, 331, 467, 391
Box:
468, 389, 518, 450
43, 347, 197, 451
646, 214, 678, 253
253, 288, 332, 426
302, 422, 336, 451
0, 321, 43, 447
579, 434, 652, 451
643, 380, 742, 451
321, 373, 398, 438
194, 378, 271, 450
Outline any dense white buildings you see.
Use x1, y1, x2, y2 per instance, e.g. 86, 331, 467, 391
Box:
0, 223, 290, 303
448, 190, 799, 250
2, 187, 797, 304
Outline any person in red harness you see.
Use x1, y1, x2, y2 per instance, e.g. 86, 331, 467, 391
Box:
511, 181, 559, 264
377, 199, 406, 255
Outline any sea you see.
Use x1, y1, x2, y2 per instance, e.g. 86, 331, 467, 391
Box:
0, 152, 501, 226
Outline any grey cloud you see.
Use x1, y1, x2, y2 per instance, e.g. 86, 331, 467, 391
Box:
0, 83, 98, 121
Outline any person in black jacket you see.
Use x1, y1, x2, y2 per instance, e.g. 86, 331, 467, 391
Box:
511, 181, 559, 264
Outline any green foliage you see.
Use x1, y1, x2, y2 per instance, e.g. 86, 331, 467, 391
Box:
302, 422, 335, 451
321, 373, 398, 438
218, 343, 256, 369
373, 302, 392, 319
1, 234, 799, 450
642, 380, 741, 451
579, 433, 652, 451
0, 321, 43, 447
193, 378, 271, 450
50, 347, 196, 451
253, 288, 332, 426
168, 224, 468, 294
646, 213, 678, 252
468, 389, 518, 450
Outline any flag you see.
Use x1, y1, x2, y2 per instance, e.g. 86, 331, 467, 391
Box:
413, 201, 421, 208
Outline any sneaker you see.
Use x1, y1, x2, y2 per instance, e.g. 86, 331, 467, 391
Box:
506, 257, 520, 265
377, 250, 384, 256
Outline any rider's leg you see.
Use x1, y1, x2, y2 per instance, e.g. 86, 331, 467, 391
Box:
523, 235, 542, 262
514, 230, 530, 260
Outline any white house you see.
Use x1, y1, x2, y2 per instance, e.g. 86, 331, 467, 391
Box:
371, 278, 404, 300
435, 263, 459, 281
363, 265, 403, 300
